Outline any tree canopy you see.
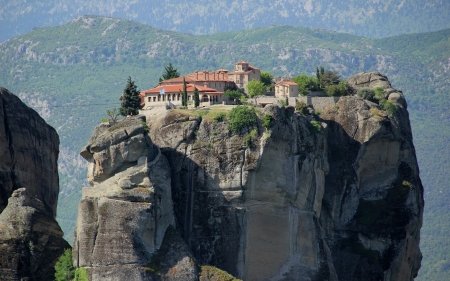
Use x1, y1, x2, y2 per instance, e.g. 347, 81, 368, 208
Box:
292, 74, 319, 95
260, 71, 274, 87
224, 89, 244, 104
319, 70, 341, 87
246, 80, 265, 103
54, 249, 74, 281
159, 63, 180, 82
120, 76, 142, 116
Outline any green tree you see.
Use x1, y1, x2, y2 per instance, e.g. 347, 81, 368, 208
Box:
246, 80, 265, 104
292, 74, 319, 95
54, 249, 74, 281
260, 71, 274, 90
228, 106, 257, 133
319, 70, 341, 87
182, 78, 188, 107
120, 76, 142, 116
325, 81, 349, 97
106, 108, 120, 123
159, 63, 180, 82
224, 90, 244, 104
194, 86, 200, 107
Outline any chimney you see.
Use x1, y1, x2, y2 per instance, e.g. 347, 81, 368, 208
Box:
213, 72, 216, 80
195, 70, 198, 80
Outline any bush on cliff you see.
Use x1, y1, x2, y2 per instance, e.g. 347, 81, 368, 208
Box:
228, 106, 257, 133
325, 81, 349, 96
54, 249, 74, 281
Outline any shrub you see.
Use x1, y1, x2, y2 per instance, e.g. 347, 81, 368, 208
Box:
309, 120, 322, 134
228, 106, 257, 133
325, 81, 350, 96
374, 87, 386, 100
244, 129, 258, 148
380, 99, 397, 115
278, 99, 287, 106
357, 88, 375, 101
262, 114, 274, 130
292, 74, 320, 92
295, 101, 308, 115
74, 268, 89, 281
214, 112, 227, 122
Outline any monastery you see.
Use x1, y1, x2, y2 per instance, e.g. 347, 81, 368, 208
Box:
140, 60, 300, 109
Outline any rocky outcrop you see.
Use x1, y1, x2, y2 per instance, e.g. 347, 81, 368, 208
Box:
0, 88, 69, 281
74, 72, 423, 280
74, 116, 193, 280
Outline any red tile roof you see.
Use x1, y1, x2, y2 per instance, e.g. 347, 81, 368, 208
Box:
276, 81, 298, 86
141, 84, 223, 95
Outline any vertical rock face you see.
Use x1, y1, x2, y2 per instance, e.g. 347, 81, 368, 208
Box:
74, 72, 423, 280
74, 116, 197, 280
0, 87, 69, 281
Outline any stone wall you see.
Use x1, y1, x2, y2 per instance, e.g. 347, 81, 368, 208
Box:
248, 96, 340, 110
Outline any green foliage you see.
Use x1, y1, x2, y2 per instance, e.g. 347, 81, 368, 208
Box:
357, 88, 376, 101
319, 70, 341, 87
55, 249, 75, 281
200, 265, 243, 281
120, 76, 142, 116
292, 74, 319, 94
295, 101, 309, 115
374, 87, 386, 100
194, 87, 200, 108
262, 114, 274, 130
325, 81, 349, 96
141, 122, 149, 133
182, 78, 188, 107
244, 129, 258, 148
74, 268, 89, 281
278, 99, 287, 106
159, 63, 180, 82
308, 120, 322, 134
106, 108, 119, 123
380, 99, 397, 115
224, 90, 244, 104
214, 112, 227, 122
260, 71, 274, 89
228, 106, 257, 133
101, 118, 109, 123
246, 80, 265, 100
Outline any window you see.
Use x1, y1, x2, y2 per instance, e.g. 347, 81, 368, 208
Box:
153, 97, 156, 102
148, 97, 151, 102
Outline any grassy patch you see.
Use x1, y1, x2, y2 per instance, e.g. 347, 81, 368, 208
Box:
199, 265, 242, 281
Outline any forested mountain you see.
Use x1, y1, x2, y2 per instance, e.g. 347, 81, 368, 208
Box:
0, 15, 449, 280
1, 0, 450, 42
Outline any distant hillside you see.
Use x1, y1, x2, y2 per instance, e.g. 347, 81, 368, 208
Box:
1, 0, 450, 42
0, 15, 449, 280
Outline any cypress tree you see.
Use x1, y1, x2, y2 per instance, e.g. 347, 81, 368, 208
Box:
182, 78, 188, 107
194, 86, 200, 107
316, 66, 321, 88
120, 76, 142, 116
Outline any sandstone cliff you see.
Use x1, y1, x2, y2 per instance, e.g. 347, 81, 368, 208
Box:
0, 87, 70, 280
74, 72, 423, 280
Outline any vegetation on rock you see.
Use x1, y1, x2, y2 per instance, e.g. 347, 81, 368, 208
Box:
54, 249, 75, 281
228, 106, 257, 133
120, 76, 142, 116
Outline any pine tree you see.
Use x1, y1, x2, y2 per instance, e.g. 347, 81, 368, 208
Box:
54, 249, 74, 281
316, 66, 321, 89
194, 86, 200, 107
159, 63, 180, 82
120, 76, 142, 116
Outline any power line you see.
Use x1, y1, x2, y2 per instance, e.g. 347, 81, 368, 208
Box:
13, 102, 121, 109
